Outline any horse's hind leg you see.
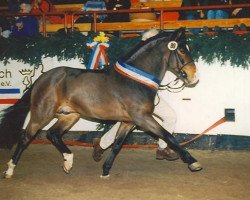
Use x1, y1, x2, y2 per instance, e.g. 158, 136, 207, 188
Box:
46, 113, 80, 174
101, 122, 135, 178
4, 120, 46, 178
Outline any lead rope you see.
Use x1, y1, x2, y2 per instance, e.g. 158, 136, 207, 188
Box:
180, 117, 226, 146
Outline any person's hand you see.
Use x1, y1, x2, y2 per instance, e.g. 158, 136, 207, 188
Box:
232, 8, 242, 16
16, 22, 23, 30
33, 0, 40, 9
113, 4, 122, 10
199, 11, 205, 19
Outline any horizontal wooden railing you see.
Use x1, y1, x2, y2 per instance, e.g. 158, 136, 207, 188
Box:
94, 18, 250, 31
41, 18, 250, 32
44, 4, 250, 34
0, 1, 183, 12
0, 3, 249, 36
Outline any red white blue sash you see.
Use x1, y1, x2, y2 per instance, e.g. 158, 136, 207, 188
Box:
114, 61, 160, 90
86, 42, 109, 70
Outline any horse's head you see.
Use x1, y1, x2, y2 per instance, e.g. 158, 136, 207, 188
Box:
162, 28, 199, 87
119, 28, 199, 91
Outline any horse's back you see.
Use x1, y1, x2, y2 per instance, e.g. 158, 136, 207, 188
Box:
33, 66, 109, 89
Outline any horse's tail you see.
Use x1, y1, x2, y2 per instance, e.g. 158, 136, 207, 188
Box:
0, 87, 32, 149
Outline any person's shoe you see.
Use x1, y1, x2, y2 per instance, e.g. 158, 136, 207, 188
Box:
92, 138, 105, 162
203, 26, 210, 32
233, 25, 240, 31
156, 147, 179, 161
240, 23, 247, 31
213, 26, 221, 32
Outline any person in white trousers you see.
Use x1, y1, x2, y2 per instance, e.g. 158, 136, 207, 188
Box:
92, 29, 180, 162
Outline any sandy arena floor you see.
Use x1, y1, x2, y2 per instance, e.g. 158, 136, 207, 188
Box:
0, 144, 250, 200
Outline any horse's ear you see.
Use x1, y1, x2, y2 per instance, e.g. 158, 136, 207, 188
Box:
170, 27, 186, 41
141, 29, 159, 41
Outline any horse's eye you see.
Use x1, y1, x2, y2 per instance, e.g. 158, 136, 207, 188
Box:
179, 48, 185, 54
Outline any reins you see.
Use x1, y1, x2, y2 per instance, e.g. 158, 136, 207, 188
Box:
158, 78, 186, 92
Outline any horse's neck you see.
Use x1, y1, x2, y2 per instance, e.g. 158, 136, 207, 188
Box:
127, 45, 168, 83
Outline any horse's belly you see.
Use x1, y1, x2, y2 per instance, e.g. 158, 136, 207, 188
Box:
66, 95, 131, 121
83, 104, 131, 121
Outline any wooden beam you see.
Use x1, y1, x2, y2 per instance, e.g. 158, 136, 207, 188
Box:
39, 24, 65, 32
131, 1, 182, 9
39, 23, 92, 33
163, 18, 250, 29
94, 18, 250, 31
95, 21, 160, 31
72, 23, 92, 31
39, 18, 250, 33
53, 1, 182, 11
54, 4, 83, 12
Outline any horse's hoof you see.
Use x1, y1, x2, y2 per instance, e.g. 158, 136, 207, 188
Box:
188, 162, 202, 172
4, 159, 16, 178
63, 166, 72, 174
63, 153, 73, 174
100, 174, 110, 179
3, 171, 13, 179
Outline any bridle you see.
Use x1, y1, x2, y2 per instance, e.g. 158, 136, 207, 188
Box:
159, 40, 194, 93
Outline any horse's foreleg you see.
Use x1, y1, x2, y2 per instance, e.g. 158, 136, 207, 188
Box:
101, 122, 135, 178
134, 115, 202, 171
46, 113, 80, 174
161, 131, 202, 171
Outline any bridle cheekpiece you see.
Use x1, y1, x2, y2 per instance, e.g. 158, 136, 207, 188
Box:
159, 40, 194, 92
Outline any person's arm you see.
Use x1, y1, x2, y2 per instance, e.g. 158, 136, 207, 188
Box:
120, 0, 131, 10
16, 17, 39, 36
32, 0, 40, 10
105, 0, 131, 10
232, 8, 242, 16
32, 0, 50, 14
105, 0, 115, 10
181, 0, 191, 7
199, 0, 209, 18
38, 0, 51, 13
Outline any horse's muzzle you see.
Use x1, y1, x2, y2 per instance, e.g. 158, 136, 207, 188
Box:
186, 79, 199, 88
184, 69, 199, 87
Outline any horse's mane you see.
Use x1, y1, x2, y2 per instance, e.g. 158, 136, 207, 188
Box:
122, 31, 171, 62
